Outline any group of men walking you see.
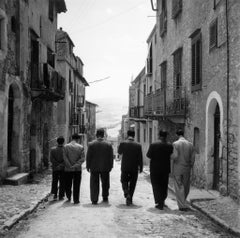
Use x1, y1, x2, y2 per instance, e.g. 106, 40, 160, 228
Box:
50, 127, 195, 211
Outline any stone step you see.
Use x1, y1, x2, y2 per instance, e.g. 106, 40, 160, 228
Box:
6, 166, 19, 177
4, 173, 29, 185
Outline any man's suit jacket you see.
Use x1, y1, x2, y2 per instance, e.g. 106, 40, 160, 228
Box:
50, 145, 65, 171
118, 138, 143, 172
86, 138, 114, 172
171, 137, 195, 175
64, 141, 85, 172
146, 141, 173, 174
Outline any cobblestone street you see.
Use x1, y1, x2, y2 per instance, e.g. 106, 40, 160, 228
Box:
1, 162, 236, 238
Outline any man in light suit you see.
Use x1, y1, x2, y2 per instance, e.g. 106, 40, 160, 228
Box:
86, 128, 114, 205
171, 129, 195, 211
118, 130, 143, 206
64, 133, 85, 204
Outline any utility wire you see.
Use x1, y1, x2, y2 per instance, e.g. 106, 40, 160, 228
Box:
75, 1, 146, 33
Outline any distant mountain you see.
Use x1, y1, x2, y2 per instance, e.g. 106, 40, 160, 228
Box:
88, 97, 128, 138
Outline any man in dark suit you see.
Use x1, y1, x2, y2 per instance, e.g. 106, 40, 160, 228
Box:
146, 130, 173, 210
50, 136, 65, 201
86, 129, 114, 205
118, 130, 143, 206
64, 133, 85, 204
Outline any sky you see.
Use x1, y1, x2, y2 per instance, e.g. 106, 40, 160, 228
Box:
58, 0, 155, 136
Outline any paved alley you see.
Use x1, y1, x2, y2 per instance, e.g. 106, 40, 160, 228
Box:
3, 162, 236, 238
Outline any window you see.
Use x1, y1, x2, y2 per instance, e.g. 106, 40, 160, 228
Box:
209, 18, 218, 50
144, 128, 146, 142
190, 30, 202, 91
172, 0, 182, 19
146, 44, 153, 75
193, 127, 200, 154
160, 0, 167, 37
49, 0, 54, 21
47, 47, 55, 68
11, 17, 17, 33
160, 61, 167, 89
173, 48, 182, 90
213, 0, 221, 9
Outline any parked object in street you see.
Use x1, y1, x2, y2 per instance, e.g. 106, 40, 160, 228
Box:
171, 129, 195, 211
86, 128, 114, 204
146, 130, 173, 210
118, 130, 143, 205
63, 133, 85, 204
50, 136, 66, 200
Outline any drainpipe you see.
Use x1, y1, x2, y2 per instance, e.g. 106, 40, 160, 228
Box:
150, 0, 158, 11
225, 0, 230, 195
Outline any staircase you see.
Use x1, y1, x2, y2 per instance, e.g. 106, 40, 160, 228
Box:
4, 166, 29, 185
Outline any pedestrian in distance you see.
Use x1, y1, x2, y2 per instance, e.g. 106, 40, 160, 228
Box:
146, 130, 173, 210
63, 133, 85, 204
118, 130, 143, 206
171, 129, 195, 211
86, 128, 114, 205
50, 136, 66, 201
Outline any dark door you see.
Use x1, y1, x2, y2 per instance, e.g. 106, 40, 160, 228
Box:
213, 104, 220, 190
8, 86, 14, 166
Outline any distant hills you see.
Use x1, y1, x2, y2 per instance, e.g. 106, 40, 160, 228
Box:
88, 97, 128, 138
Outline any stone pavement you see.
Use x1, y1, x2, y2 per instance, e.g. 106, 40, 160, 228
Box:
0, 166, 240, 237
0, 169, 52, 235
143, 166, 240, 237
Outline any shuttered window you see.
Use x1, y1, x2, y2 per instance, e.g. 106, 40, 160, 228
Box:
173, 48, 182, 91
49, 0, 54, 21
160, 0, 167, 37
160, 61, 167, 89
191, 32, 202, 91
209, 18, 218, 50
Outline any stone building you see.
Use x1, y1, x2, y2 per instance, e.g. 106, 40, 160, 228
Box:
0, 0, 67, 183
55, 28, 89, 150
129, 67, 149, 165
147, 0, 240, 199
85, 100, 98, 143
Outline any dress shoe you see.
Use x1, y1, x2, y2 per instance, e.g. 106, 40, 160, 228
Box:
53, 195, 57, 201
92, 201, 98, 205
155, 204, 163, 210
59, 197, 64, 201
74, 201, 80, 204
179, 207, 190, 212
102, 197, 109, 202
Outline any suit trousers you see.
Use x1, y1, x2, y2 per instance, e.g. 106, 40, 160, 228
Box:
51, 170, 65, 198
90, 171, 110, 202
173, 171, 190, 209
65, 171, 82, 203
121, 171, 138, 199
150, 171, 169, 205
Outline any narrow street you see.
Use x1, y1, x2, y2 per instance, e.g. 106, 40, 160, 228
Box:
3, 162, 234, 238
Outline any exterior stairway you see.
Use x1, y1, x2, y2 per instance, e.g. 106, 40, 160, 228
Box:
4, 166, 29, 185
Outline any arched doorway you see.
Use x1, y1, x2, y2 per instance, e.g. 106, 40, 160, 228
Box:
213, 104, 220, 190
205, 92, 223, 190
7, 83, 21, 168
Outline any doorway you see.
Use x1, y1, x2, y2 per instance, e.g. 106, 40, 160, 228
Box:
213, 104, 220, 190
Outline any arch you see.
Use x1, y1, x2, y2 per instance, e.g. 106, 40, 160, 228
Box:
7, 82, 22, 168
205, 91, 223, 189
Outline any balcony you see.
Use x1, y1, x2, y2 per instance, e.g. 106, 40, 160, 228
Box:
70, 112, 79, 126
77, 95, 85, 108
31, 63, 65, 101
129, 106, 144, 118
144, 87, 187, 118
